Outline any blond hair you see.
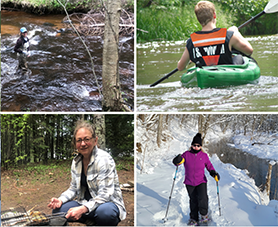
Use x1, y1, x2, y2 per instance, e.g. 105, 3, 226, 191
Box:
195, 1, 215, 26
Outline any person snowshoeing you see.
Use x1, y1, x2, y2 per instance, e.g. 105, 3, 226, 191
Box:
14, 27, 30, 72
173, 133, 220, 226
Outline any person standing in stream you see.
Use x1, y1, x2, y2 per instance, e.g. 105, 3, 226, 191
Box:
14, 27, 30, 72
173, 133, 220, 226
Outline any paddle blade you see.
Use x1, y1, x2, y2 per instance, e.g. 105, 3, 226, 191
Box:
265, 0, 278, 13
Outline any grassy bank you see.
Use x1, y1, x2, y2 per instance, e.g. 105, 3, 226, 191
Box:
137, 1, 233, 42
137, 0, 278, 43
215, 0, 278, 35
1, 0, 134, 14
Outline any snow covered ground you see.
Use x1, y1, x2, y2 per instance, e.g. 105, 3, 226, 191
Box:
136, 118, 278, 226
231, 134, 278, 163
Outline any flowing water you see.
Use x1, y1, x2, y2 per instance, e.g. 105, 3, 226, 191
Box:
1, 10, 134, 111
208, 138, 278, 200
137, 36, 278, 112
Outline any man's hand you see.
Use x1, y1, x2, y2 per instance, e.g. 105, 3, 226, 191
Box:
65, 206, 89, 221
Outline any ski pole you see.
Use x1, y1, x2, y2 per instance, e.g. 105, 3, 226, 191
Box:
162, 166, 179, 223
215, 176, 221, 216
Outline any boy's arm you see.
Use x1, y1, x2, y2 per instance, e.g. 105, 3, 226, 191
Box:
178, 46, 190, 71
228, 26, 253, 56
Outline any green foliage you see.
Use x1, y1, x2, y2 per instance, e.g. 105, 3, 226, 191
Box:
215, 0, 278, 35
105, 115, 134, 158
2, 0, 134, 13
137, 6, 196, 42
26, 163, 58, 172
215, 0, 266, 17
137, 0, 277, 42
15, 154, 28, 164
116, 162, 126, 171
115, 156, 134, 171
137, 0, 234, 42
1, 114, 134, 170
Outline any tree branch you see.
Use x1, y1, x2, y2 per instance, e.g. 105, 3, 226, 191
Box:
57, 0, 102, 98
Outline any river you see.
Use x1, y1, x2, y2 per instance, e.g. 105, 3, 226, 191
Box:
1, 10, 134, 111
207, 138, 278, 200
137, 35, 278, 112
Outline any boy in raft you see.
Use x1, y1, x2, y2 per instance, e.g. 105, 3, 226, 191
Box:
14, 27, 30, 72
178, 1, 253, 70
173, 133, 220, 226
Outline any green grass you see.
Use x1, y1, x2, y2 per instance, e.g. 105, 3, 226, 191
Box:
137, 1, 234, 42
2, 0, 134, 14
137, 0, 277, 42
115, 156, 134, 171
8, 160, 71, 179
7, 157, 132, 181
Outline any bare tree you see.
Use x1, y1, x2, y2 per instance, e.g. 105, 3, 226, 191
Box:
94, 115, 106, 150
102, 0, 130, 111
198, 114, 211, 140
157, 114, 163, 147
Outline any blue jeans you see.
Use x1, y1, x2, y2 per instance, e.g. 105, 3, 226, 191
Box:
53, 201, 120, 226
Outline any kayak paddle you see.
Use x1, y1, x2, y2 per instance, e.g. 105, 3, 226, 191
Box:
149, 0, 278, 87
238, 0, 278, 29
150, 68, 178, 87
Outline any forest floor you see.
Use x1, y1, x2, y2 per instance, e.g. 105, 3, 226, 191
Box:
1, 159, 134, 226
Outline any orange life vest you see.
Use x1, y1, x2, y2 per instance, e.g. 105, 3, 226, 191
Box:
190, 28, 227, 66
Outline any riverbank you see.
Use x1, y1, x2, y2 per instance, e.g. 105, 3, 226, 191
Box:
137, 0, 278, 42
1, 0, 134, 14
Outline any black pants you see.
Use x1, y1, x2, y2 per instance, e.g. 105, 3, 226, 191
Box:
186, 183, 208, 221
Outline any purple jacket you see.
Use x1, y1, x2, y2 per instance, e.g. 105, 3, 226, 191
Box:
181, 150, 215, 186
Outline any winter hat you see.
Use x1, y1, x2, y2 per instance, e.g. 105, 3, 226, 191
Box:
191, 133, 202, 146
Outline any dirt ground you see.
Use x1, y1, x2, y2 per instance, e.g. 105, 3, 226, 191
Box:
1, 161, 134, 226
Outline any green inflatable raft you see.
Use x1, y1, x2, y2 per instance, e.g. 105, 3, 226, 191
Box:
181, 56, 260, 89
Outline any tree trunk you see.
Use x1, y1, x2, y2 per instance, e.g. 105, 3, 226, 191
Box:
198, 114, 204, 134
6, 118, 11, 169
56, 115, 60, 159
102, 0, 129, 111
44, 115, 50, 164
50, 116, 55, 159
94, 115, 106, 150
265, 163, 273, 197
138, 114, 145, 122
157, 114, 163, 148
198, 114, 211, 143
